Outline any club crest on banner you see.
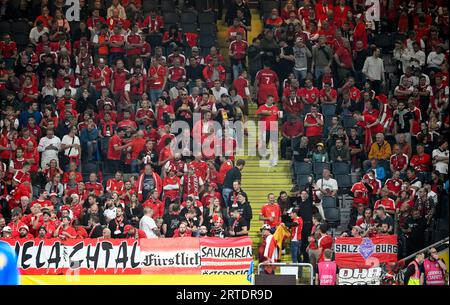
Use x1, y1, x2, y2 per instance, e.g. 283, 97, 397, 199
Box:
358, 238, 375, 260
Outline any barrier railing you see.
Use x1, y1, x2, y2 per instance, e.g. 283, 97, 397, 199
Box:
257, 262, 315, 285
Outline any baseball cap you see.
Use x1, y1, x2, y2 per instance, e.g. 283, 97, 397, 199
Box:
49, 192, 58, 197
192, 46, 199, 52
2, 226, 12, 233
123, 225, 133, 233
221, 93, 229, 98
19, 225, 29, 232
316, 142, 324, 148
209, 182, 217, 189
287, 207, 296, 214
260, 224, 271, 231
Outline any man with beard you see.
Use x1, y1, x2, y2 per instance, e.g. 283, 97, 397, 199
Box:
17, 225, 33, 239
228, 207, 248, 237
108, 206, 128, 239
292, 184, 315, 263
277, 191, 291, 223
162, 203, 182, 238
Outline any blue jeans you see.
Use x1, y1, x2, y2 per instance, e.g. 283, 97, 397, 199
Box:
291, 240, 302, 263
149, 89, 162, 103
222, 188, 233, 207
314, 66, 327, 87
294, 69, 307, 84
130, 160, 140, 174
232, 62, 243, 80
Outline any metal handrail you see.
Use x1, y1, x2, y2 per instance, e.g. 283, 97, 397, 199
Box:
257, 262, 315, 285
400, 236, 449, 263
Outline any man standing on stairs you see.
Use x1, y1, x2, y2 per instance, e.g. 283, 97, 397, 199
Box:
256, 95, 280, 166
259, 224, 279, 274
283, 208, 303, 263
222, 159, 246, 206
260, 193, 281, 233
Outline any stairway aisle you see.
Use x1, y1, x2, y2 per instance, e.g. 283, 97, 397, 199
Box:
217, 9, 293, 261
236, 104, 294, 260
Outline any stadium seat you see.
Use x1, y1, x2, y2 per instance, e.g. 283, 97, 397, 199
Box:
324, 207, 340, 228
342, 115, 356, 128
199, 23, 217, 37
263, 0, 279, 14
146, 34, 162, 50
321, 104, 336, 117
322, 196, 337, 208
393, 32, 407, 43
161, 0, 175, 13
374, 33, 393, 53
293, 161, 313, 176
163, 12, 180, 26
198, 11, 215, 24
313, 162, 329, 175
13, 33, 29, 51
82, 161, 100, 175
142, 0, 158, 13
303, 104, 312, 116
181, 23, 198, 34
181, 12, 197, 24
11, 20, 30, 35
332, 162, 351, 175
296, 174, 311, 188
199, 34, 216, 48
334, 174, 352, 189
194, 0, 208, 12
0, 21, 10, 35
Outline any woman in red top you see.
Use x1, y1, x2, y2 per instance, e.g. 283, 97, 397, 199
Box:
162, 25, 183, 48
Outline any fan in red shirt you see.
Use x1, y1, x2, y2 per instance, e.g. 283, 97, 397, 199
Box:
304, 105, 324, 148
317, 225, 333, 263
409, 144, 431, 172
353, 111, 384, 151
142, 9, 164, 33
385, 171, 403, 197
217, 157, 234, 186
350, 178, 371, 208
143, 189, 165, 219
85, 173, 104, 198
167, 58, 186, 83
255, 62, 279, 105
162, 165, 181, 202
135, 99, 156, 128
374, 188, 396, 216
111, 59, 129, 96
299, 79, 320, 105
260, 193, 282, 229
390, 144, 409, 173
54, 216, 77, 240
123, 224, 147, 239
283, 89, 303, 116
91, 58, 112, 91
106, 171, 125, 196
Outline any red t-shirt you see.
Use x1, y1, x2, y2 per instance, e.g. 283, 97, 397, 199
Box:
374, 198, 396, 213
390, 153, 409, 171
299, 87, 320, 104
256, 104, 279, 131
260, 203, 282, 228
229, 40, 248, 60
107, 134, 122, 160
318, 234, 333, 262
109, 34, 125, 53
126, 33, 142, 56
304, 113, 323, 137
350, 182, 369, 207
410, 153, 431, 172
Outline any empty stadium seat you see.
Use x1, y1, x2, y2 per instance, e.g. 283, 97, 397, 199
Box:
161, 0, 175, 13
313, 162, 329, 175
198, 11, 215, 24
142, 0, 158, 13
321, 104, 336, 117
334, 174, 352, 189
322, 196, 337, 208
332, 162, 351, 175
163, 12, 180, 26
324, 207, 340, 228
182, 23, 198, 34
263, 0, 279, 13
181, 11, 197, 24
11, 20, 30, 34
296, 174, 311, 188
0, 21, 11, 35
293, 162, 313, 176
199, 23, 217, 37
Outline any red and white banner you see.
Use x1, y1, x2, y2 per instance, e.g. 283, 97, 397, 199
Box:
140, 238, 201, 274
3, 237, 253, 275
200, 237, 253, 274
4, 239, 141, 275
334, 236, 398, 269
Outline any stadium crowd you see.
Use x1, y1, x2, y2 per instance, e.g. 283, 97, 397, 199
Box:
0, 0, 448, 284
